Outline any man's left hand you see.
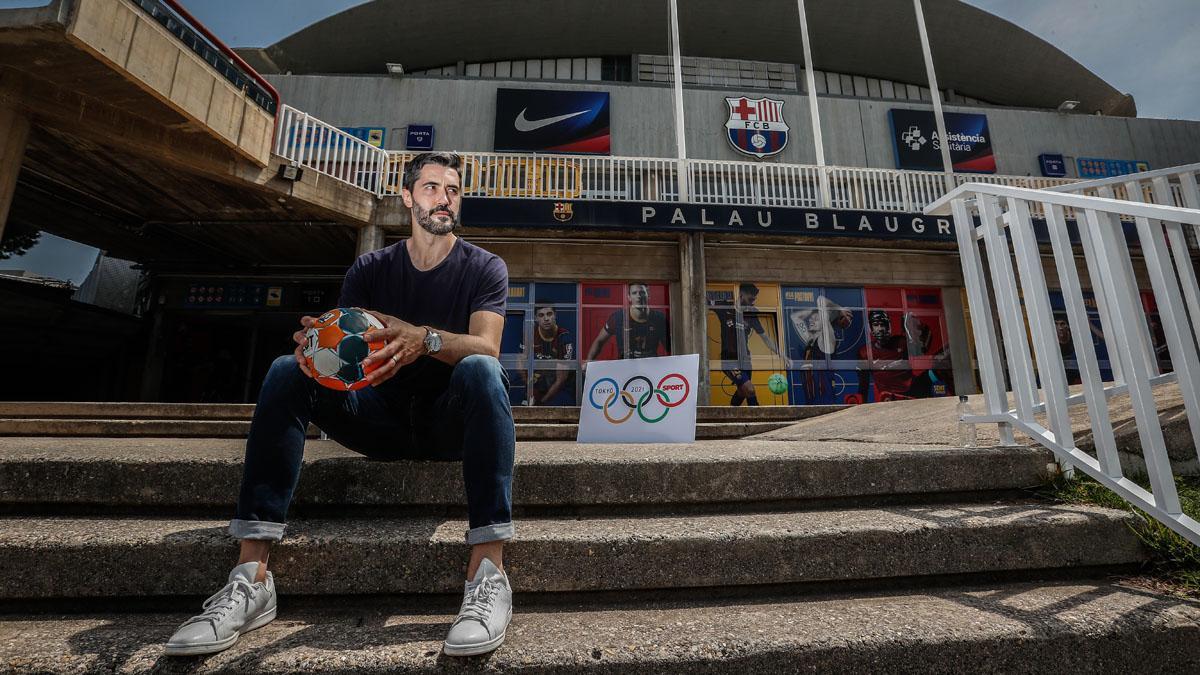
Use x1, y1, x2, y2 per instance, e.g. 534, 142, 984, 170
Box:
362, 310, 427, 384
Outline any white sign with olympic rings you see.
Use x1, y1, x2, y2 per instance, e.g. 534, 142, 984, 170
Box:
577, 354, 700, 444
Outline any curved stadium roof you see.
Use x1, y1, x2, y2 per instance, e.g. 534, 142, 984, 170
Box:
238, 0, 1135, 117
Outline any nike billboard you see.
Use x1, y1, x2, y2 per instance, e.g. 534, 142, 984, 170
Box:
494, 88, 611, 154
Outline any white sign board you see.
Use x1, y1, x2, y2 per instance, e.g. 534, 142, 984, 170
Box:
577, 354, 700, 444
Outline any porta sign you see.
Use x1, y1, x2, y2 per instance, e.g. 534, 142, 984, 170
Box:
578, 354, 699, 443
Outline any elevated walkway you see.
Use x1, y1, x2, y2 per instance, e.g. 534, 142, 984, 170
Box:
0, 0, 374, 266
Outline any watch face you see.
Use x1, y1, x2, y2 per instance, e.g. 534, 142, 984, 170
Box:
425, 331, 442, 353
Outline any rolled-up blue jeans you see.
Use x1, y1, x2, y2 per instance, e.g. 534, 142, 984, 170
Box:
230, 353, 515, 545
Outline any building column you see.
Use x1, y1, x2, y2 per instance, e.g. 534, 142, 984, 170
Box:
356, 222, 384, 255
941, 285, 979, 395
0, 106, 31, 244
678, 232, 710, 403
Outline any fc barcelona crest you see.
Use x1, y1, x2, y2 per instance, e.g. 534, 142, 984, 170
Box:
725, 96, 789, 158
553, 202, 574, 222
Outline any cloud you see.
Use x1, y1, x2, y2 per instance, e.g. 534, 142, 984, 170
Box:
964, 0, 1200, 120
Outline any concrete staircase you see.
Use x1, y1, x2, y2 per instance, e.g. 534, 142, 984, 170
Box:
1, 402, 1198, 673
0, 402, 838, 441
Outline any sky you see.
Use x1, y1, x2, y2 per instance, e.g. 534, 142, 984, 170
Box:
0, 0, 1196, 283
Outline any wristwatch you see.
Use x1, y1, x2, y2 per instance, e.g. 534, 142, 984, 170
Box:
422, 326, 442, 354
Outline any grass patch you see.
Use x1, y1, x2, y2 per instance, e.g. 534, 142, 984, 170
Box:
1043, 472, 1200, 595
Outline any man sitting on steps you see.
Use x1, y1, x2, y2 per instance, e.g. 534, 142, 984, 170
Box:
164, 152, 516, 658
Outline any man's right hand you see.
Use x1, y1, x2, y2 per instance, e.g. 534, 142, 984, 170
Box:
292, 315, 317, 377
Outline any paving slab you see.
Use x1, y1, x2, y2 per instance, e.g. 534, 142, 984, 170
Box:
758, 384, 1196, 473
0, 502, 1144, 598
0, 437, 1052, 508
2, 579, 1197, 673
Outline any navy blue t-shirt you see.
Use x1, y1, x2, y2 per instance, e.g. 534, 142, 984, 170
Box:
338, 238, 508, 387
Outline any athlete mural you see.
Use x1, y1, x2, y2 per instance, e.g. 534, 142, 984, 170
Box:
500, 281, 672, 406
709, 283, 955, 405
583, 282, 671, 361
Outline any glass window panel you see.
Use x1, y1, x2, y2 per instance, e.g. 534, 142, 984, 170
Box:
465, 63, 480, 76
500, 310, 527, 356
881, 80, 895, 99
542, 58, 556, 78
556, 58, 572, 79
496, 61, 511, 77
506, 367, 528, 407
512, 60, 526, 78
528, 362, 577, 405
527, 59, 542, 78
534, 282, 577, 304
481, 62, 495, 77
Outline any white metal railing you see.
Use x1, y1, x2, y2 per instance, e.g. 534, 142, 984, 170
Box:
272, 106, 1085, 210
274, 105, 387, 194
1047, 162, 1200, 248
926, 177, 1200, 546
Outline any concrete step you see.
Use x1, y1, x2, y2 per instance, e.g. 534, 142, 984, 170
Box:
0, 502, 1144, 598
0, 418, 791, 440
0, 437, 1052, 510
3, 579, 1197, 673
0, 401, 842, 423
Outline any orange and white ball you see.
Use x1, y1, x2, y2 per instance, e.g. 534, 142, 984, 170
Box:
302, 308, 386, 391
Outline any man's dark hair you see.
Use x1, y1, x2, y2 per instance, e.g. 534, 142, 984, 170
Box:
402, 152, 463, 194
739, 283, 759, 296
534, 304, 556, 314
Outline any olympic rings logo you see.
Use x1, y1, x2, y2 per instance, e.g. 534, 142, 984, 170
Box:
588, 373, 691, 424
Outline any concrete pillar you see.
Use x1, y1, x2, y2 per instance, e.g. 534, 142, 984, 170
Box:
0, 106, 31, 244
356, 222, 384, 255
941, 285, 979, 395
678, 232, 710, 403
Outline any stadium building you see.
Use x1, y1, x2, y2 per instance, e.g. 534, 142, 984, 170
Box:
3, 0, 1199, 406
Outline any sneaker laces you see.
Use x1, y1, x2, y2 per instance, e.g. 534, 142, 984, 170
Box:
180, 579, 258, 632
454, 577, 498, 629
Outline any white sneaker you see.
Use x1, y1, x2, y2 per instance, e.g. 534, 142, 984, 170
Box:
443, 558, 512, 656
164, 561, 277, 656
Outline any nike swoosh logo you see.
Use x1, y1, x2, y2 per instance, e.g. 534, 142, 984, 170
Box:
513, 108, 590, 132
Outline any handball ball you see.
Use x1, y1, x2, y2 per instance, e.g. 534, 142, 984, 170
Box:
303, 308, 385, 391
767, 373, 787, 395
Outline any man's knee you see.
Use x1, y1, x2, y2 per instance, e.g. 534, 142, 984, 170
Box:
451, 355, 508, 390
261, 354, 310, 395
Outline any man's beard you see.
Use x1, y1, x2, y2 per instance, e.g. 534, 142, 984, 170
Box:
415, 203, 460, 235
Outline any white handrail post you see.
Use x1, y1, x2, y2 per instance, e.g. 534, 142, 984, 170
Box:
1150, 177, 1200, 352
978, 196, 1037, 422
1007, 197, 1075, 472
1130, 186, 1200, 457
1084, 207, 1182, 514
950, 196, 1015, 445
913, 0, 955, 194
1045, 202, 1120, 477
796, 0, 830, 208
668, 0, 689, 203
